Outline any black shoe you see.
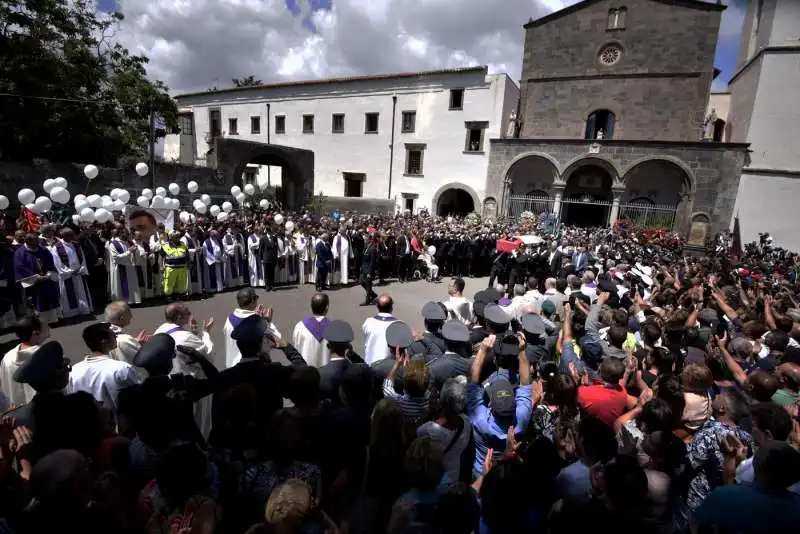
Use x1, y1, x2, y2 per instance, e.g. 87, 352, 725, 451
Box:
359, 301, 372, 307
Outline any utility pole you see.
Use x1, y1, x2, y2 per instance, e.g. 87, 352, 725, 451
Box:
149, 109, 156, 190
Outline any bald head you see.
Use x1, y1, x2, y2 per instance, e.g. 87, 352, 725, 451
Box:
164, 303, 191, 326
777, 363, 800, 392
376, 294, 393, 314
104, 301, 132, 327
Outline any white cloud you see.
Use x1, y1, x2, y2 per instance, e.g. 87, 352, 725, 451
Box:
112, 0, 742, 95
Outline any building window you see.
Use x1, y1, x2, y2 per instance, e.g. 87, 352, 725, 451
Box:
302, 114, 314, 134
585, 109, 615, 139
449, 88, 464, 110
404, 144, 426, 176
607, 7, 627, 30
250, 116, 261, 134
713, 119, 726, 142
244, 168, 257, 184
332, 113, 345, 133
464, 121, 488, 153
177, 114, 193, 136
275, 115, 286, 134
401, 111, 416, 133
364, 112, 379, 134
598, 43, 622, 66
228, 118, 238, 135
405, 197, 414, 212
209, 109, 221, 137
343, 173, 365, 197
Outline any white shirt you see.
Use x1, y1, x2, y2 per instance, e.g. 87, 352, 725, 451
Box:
69, 354, 141, 415
362, 313, 398, 365
445, 296, 473, 325
108, 324, 140, 364
0, 344, 38, 407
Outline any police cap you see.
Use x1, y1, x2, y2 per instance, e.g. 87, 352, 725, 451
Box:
422, 301, 447, 322
386, 321, 413, 348
483, 304, 511, 326
132, 333, 176, 370
441, 320, 470, 343
230, 314, 268, 342
323, 320, 354, 344
520, 313, 546, 336
13, 341, 67, 385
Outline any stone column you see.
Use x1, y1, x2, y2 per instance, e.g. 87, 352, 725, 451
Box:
552, 184, 565, 218
609, 187, 624, 226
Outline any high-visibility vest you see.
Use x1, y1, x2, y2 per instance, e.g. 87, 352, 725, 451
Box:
162, 243, 188, 267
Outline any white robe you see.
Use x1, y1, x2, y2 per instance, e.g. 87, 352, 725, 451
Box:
48, 240, 92, 318
153, 322, 215, 439
295, 234, 310, 284
223, 233, 245, 287
107, 239, 142, 304
182, 234, 204, 295
134, 242, 157, 300
203, 238, 226, 293
277, 236, 287, 283
0, 344, 38, 407
332, 234, 353, 285
223, 309, 282, 368
292, 316, 331, 368
148, 235, 164, 297
362, 313, 398, 365
285, 237, 298, 283
108, 324, 141, 364
247, 235, 265, 287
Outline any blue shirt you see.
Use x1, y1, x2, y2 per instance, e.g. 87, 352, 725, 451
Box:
466, 382, 533, 476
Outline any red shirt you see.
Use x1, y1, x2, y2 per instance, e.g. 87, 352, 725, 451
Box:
578, 383, 628, 426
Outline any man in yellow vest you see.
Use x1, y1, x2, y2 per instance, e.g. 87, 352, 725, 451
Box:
161, 230, 189, 301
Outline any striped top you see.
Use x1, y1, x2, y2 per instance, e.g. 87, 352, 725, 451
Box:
383, 377, 430, 425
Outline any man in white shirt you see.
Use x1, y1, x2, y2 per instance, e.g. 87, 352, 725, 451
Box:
105, 301, 151, 364
0, 314, 50, 407
362, 294, 398, 365
444, 277, 473, 325
580, 271, 598, 303
153, 303, 216, 437
501, 284, 530, 321
524, 276, 545, 313
69, 322, 142, 418
292, 292, 332, 367
223, 287, 280, 368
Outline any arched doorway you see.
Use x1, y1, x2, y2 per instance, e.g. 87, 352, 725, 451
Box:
436, 188, 475, 216
504, 153, 559, 216
621, 158, 693, 230
561, 162, 615, 227
585, 109, 615, 139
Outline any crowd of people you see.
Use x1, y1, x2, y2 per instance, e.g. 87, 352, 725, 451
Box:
0, 209, 799, 533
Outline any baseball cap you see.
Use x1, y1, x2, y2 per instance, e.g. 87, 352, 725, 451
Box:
487, 378, 515, 418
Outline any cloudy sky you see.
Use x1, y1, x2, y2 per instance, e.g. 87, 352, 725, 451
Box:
100, 0, 747, 95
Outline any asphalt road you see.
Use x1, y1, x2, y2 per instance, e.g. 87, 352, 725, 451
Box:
1, 277, 490, 364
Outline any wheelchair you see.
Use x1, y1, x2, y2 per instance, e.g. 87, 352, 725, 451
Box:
412, 257, 439, 282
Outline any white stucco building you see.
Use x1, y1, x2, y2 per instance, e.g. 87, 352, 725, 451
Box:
163, 67, 519, 215
727, 0, 800, 249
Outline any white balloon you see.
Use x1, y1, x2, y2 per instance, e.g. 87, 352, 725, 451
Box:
209, 205, 221, 216
150, 196, 165, 209
84, 164, 99, 180
54, 177, 68, 189
111, 200, 126, 212
43, 178, 56, 194
168, 183, 180, 195
117, 190, 130, 204
18, 189, 36, 205
135, 162, 149, 177
34, 196, 52, 213
80, 207, 96, 223
95, 208, 112, 223
273, 213, 284, 225
155, 187, 167, 198
141, 188, 154, 200
74, 199, 89, 212
101, 196, 114, 209
179, 211, 191, 224
285, 221, 295, 232
0, 195, 8, 210
187, 181, 199, 193
26, 203, 37, 213
110, 188, 120, 200
200, 194, 211, 205
74, 194, 87, 204
136, 196, 149, 208
49, 186, 70, 204
71, 214, 81, 224
195, 203, 207, 215
190, 214, 197, 223
169, 198, 180, 210
259, 199, 270, 209
87, 194, 102, 208
230, 185, 241, 196
243, 183, 256, 196
235, 193, 246, 204
428, 245, 437, 256
217, 212, 229, 222
222, 201, 233, 213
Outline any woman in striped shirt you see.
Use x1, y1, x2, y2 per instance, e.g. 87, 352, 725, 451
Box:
383, 357, 431, 426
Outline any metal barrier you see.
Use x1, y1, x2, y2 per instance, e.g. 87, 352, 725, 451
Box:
507, 194, 554, 217
618, 202, 677, 230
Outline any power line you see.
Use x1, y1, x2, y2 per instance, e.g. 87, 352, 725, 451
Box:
0, 92, 148, 110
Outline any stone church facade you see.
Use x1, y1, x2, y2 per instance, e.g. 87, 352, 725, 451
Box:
485, 0, 749, 237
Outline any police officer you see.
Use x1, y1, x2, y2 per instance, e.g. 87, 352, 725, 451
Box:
5, 341, 70, 431
161, 230, 190, 300
419, 301, 448, 358
428, 320, 473, 390
372, 321, 414, 383
318, 320, 363, 402
359, 234, 379, 306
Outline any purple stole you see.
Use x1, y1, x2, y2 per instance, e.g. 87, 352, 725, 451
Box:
185, 236, 199, 283
228, 313, 245, 329
110, 240, 130, 300
373, 314, 397, 322
224, 234, 240, 279
303, 316, 331, 342
498, 297, 512, 306
141, 243, 154, 289
165, 326, 183, 335
13, 246, 60, 312
205, 239, 218, 289
55, 242, 78, 309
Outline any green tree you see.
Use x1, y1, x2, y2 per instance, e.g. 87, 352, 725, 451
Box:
0, 0, 177, 165
232, 75, 263, 87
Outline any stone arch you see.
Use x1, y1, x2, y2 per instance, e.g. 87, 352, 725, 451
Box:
216, 138, 314, 210
432, 182, 481, 216
561, 155, 621, 186
502, 151, 561, 200
620, 155, 695, 195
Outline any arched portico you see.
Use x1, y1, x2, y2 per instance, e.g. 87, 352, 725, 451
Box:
432, 182, 480, 216
620, 156, 695, 232
559, 157, 620, 227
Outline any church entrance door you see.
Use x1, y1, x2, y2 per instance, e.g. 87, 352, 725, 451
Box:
561, 164, 614, 227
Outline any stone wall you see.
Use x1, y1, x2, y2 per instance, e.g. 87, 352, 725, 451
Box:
486, 138, 748, 234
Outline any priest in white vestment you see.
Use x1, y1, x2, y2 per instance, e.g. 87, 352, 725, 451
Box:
107, 231, 142, 305
247, 229, 265, 288
223, 229, 245, 287
48, 229, 92, 318
362, 294, 398, 365
153, 303, 216, 438
223, 287, 282, 369
332, 229, 353, 286
292, 292, 332, 367
182, 231, 204, 296
0, 314, 50, 407
295, 231, 310, 285
203, 230, 226, 293
134, 232, 157, 300
105, 301, 151, 364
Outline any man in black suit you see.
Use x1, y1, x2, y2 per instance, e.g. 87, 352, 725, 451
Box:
396, 231, 412, 282
359, 235, 379, 306
318, 320, 364, 403
77, 224, 108, 312
350, 228, 365, 280
546, 240, 563, 277
259, 226, 279, 291
314, 233, 332, 292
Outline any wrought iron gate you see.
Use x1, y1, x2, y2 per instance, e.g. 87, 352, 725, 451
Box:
507, 194, 554, 217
